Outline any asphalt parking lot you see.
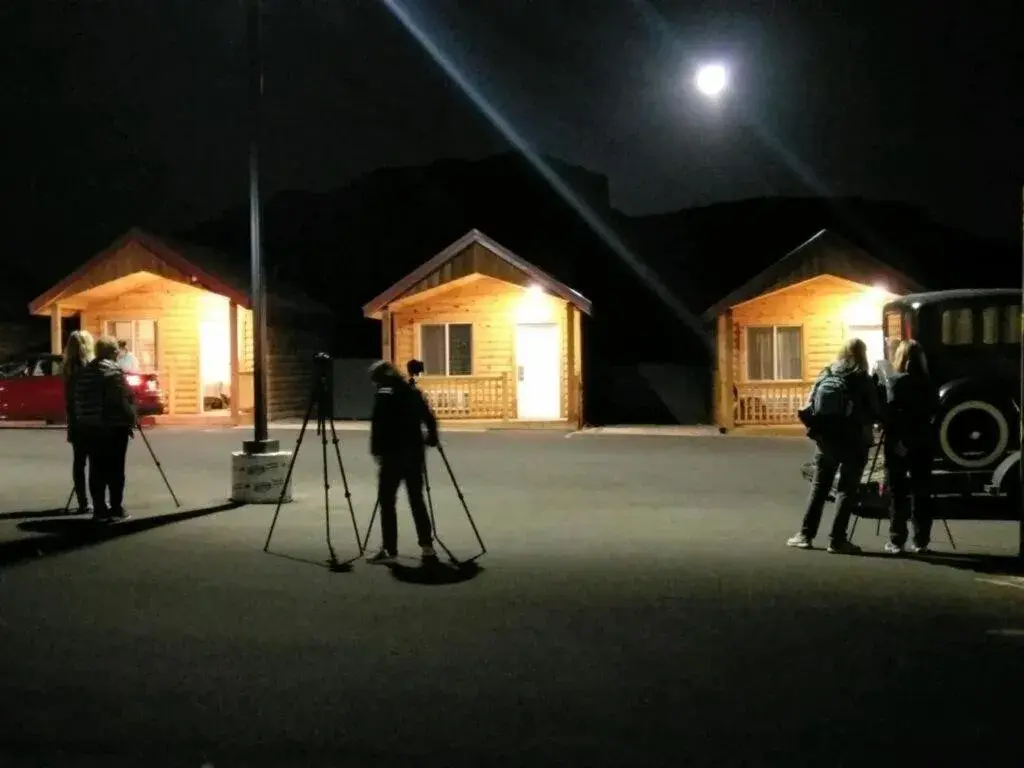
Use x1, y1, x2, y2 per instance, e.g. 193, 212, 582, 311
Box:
0, 426, 1022, 767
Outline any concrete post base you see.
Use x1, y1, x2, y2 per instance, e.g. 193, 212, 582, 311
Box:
231, 450, 294, 504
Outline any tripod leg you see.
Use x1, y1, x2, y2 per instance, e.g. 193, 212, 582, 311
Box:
942, 519, 956, 550
263, 393, 315, 552
328, 418, 364, 555
849, 515, 859, 544
65, 487, 75, 513
318, 411, 339, 564
437, 443, 487, 558
422, 456, 457, 563
135, 424, 181, 508
361, 497, 379, 554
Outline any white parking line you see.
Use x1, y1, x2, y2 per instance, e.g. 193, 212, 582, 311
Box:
976, 577, 1024, 591
986, 629, 1024, 637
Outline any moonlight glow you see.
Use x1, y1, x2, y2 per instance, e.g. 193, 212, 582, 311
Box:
695, 64, 728, 96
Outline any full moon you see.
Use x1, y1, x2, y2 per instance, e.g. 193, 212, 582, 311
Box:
695, 64, 728, 96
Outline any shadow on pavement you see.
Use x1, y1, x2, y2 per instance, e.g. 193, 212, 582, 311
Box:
1, 501, 242, 569
387, 558, 483, 585
917, 551, 1024, 577
0, 508, 70, 521
263, 549, 360, 573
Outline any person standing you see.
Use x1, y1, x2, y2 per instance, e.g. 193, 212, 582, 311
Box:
116, 340, 139, 372
73, 336, 137, 522
62, 330, 96, 514
787, 338, 881, 553
880, 340, 938, 554
366, 360, 439, 564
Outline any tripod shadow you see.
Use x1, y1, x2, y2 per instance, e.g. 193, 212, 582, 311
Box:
263, 549, 359, 573
915, 551, 1024, 577
387, 558, 483, 586
0, 507, 72, 521
2, 501, 242, 570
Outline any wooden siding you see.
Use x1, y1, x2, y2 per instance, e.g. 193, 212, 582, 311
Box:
80, 277, 204, 415
393, 243, 535, 305
266, 314, 332, 420
390, 275, 571, 420
57, 241, 194, 309
730, 274, 886, 382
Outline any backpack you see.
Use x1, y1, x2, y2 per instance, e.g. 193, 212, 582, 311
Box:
798, 367, 853, 428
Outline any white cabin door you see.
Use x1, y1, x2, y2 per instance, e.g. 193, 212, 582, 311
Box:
847, 324, 885, 370
515, 323, 561, 420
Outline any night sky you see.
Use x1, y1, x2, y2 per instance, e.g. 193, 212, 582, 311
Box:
6, 0, 1022, 271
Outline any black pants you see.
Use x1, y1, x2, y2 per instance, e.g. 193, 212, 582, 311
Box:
85, 429, 130, 514
801, 439, 869, 544
885, 446, 934, 548
377, 453, 433, 554
71, 439, 89, 508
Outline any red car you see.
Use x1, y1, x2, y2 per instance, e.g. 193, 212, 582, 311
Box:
0, 354, 166, 423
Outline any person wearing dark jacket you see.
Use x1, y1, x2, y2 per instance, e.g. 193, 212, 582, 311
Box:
880, 339, 938, 554
63, 330, 96, 514
788, 338, 881, 553
72, 336, 137, 522
366, 360, 439, 564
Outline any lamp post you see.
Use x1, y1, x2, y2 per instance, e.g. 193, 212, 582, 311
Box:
244, 0, 277, 455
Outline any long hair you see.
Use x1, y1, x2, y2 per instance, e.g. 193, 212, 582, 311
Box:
835, 338, 869, 374
891, 339, 929, 378
62, 330, 95, 380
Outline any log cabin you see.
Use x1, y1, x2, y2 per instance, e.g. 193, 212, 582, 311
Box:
703, 230, 925, 429
363, 229, 593, 428
28, 227, 332, 425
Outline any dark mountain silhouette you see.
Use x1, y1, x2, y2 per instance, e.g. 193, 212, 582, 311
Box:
183, 151, 1017, 364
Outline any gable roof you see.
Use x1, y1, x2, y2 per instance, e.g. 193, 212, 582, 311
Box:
701, 229, 927, 320
362, 229, 593, 318
29, 227, 330, 316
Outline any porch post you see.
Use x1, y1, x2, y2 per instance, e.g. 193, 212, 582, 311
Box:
565, 302, 577, 425
229, 301, 240, 425
715, 310, 735, 430
50, 304, 63, 354
380, 307, 392, 363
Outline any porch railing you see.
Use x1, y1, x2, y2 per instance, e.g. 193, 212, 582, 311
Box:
734, 381, 813, 425
417, 374, 511, 420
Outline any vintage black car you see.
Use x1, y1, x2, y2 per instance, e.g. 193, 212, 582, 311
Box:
882, 288, 1020, 475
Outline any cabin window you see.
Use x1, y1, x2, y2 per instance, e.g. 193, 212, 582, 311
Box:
940, 309, 973, 345
420, 323, 473, 376
105, 319, 158, 372
746, 326, 803, 381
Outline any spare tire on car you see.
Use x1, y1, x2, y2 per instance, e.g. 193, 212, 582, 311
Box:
936, 397, 1013, 472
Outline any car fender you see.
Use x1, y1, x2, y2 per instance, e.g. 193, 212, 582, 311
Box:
989, 451, 1021, 495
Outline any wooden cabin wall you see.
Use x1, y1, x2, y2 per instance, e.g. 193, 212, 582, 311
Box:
730, 274, 879, 382
390, 275, 571, 419
80, 277, 204, 415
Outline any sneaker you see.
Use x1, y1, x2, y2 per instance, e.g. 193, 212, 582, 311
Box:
92, 509, 111, 522
883, 541, 904, 555
367, 548, 397, 564
107, 511, 132, 523
786, 533, 813, 549
420, 545, 439, 563
827, 540, 862, 555
906, 543, 930, 555
72, 505, 91, 516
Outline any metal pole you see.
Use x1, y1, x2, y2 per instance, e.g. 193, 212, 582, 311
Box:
245, 0, 277, 454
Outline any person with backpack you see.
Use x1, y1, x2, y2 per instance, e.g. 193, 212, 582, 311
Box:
787, 338, 881, 553
879, 339, 938, 554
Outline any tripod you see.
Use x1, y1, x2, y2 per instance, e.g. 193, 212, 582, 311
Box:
262, 353, 364, 570
361, 439, 487, 566
65, 420, 180, 512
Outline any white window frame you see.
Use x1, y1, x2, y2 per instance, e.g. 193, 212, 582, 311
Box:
745, 325, 803, 383
417, 322, 473, 377
102, 318, 159, 373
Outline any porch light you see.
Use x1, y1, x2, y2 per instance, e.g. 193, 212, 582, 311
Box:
516, 284, 552, 324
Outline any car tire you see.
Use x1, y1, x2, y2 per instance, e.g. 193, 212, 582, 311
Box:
937, 398, 1012, 471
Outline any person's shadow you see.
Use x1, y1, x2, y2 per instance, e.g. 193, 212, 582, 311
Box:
387, 557, 483, 585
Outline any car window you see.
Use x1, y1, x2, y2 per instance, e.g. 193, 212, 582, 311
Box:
981, 306, 1000, 344
1006, 305, 1021, 344
940, 308, 973, 345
